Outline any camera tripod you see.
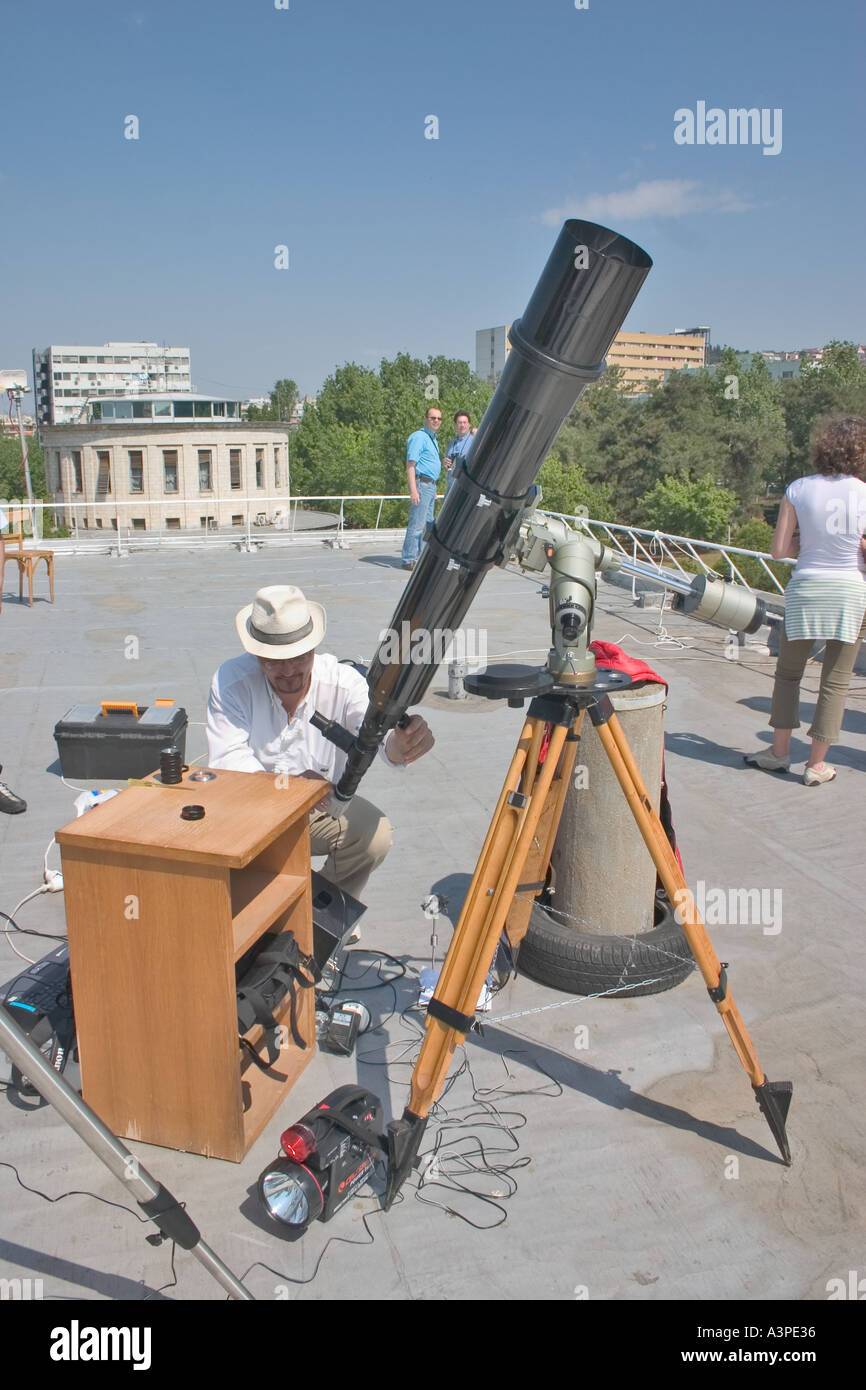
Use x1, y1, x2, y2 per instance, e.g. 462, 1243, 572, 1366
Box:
384, 666, 792, 1206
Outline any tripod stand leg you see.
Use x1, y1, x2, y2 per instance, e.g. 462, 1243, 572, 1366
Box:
592, 704, 792, 1164
504, 711, 585, 951
385, 714, 572, 1205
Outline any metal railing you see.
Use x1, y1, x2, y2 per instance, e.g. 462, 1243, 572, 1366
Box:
538, 509, 793, 596
2, 494, 792, 594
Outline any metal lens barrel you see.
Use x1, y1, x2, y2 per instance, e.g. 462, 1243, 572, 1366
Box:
334, 220, 652, 801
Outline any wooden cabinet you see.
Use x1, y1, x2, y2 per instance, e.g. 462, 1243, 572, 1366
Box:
55, 769, 325, 1161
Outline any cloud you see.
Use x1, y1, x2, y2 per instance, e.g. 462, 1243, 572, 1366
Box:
541, 179, 753, 224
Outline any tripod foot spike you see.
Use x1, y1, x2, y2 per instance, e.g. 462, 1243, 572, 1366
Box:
384, 1109, 428, 1209
753, 1079, 793, 1165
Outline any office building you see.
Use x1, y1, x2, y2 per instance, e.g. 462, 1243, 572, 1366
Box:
32, 342, 191, 425
476, 325, 707, 391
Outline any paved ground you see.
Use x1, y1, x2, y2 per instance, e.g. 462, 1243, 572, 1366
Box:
1, 534, 864, 1302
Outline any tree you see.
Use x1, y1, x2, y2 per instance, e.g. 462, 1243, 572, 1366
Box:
636, 471, 737, 542
247, 378, 299, 421
293, 354, 494, 520
780, 342, 866, 485
0, 437, 45, 500
709, 350, 787, 510
536, 455, 613, 520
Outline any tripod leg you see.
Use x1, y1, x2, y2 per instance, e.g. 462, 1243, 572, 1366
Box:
386, 715, 572, 1205
592, 705, 792, 1164
504, 711, 584, 951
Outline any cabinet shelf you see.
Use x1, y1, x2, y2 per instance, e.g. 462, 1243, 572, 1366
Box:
55, 767, 322, 1162
231, 869, 306, 959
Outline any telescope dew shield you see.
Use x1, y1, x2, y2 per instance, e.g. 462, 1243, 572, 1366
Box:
330, 221, 652, 802
681, 574, 778, 634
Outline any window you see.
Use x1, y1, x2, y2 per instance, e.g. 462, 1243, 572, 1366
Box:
131, 518, 146, 531
72, 451, 83, 492
153, 399, 172, 417
129, 450, 144, 492
194, 400, 211, 418
132, 401, 152, 419
231, 514, 243, 526
273, 446, 281, 485
198, 450, 213, 491
229, 448, 242, 489
96, 451, 112, 494
213, 401, 225, 417
96, 518, 103, 528
255, 447, 264, 488
174, 399, 194, 418
163, 450, 179, 492
166, 518, 181, 530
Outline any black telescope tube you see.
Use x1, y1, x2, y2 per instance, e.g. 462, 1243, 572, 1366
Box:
330, 220, 652, 801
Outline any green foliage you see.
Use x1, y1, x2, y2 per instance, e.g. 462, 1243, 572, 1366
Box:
536, 455, 613, 520
269, 339, 866, 558
292, 353, 494, 523
637, 472, 737, 542
729, 518, 791, 590
780, 342, 866, 486
0, 438, 45, 500
247, 378, 300, 421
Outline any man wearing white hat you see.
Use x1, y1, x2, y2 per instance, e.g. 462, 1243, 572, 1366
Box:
206, 585, 434, 899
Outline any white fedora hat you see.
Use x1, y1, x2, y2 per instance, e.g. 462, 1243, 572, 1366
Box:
236, 585, 326, 659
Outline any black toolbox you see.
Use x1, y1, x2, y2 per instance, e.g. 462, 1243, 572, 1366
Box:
53, 700, 188, 779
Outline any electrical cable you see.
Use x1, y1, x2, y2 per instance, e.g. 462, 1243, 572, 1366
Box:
237, 1207, 379, 1294
0, 1159, 150, 1224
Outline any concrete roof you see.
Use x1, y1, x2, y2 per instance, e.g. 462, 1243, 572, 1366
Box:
0, 533, 863, 1302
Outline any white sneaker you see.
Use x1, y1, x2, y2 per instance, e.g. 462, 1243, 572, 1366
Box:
743, 749, 791, 772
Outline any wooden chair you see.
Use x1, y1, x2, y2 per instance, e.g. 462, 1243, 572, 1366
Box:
1, 509, 55, 607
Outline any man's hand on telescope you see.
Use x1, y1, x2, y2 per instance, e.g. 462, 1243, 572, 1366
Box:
385, 716, 434, 767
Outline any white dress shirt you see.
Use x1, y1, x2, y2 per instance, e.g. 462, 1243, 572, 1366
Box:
206, 651, 401, 780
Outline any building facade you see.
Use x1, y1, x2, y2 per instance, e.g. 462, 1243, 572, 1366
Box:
475, 326, 511, 381
604, 331, 706, 390
39, 395, 289, 532
475, 325, 707, 391
32, 342, 191, 425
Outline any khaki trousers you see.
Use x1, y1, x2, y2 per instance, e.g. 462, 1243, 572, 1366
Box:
308, 795, 393, 900
770, 612, 866, 744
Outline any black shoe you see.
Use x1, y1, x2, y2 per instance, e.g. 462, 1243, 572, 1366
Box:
0, 769, 26, 814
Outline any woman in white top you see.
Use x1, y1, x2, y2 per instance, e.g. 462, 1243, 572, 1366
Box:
745, 415, 866, 785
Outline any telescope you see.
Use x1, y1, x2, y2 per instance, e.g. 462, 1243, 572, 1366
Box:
312, 220, 653, 800
505, 511, 784, 686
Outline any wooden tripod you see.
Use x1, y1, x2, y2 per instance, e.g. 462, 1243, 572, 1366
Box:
384, 678, 792, 1205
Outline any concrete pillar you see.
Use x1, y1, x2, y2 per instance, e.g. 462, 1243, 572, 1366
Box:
550, 683, 666, 936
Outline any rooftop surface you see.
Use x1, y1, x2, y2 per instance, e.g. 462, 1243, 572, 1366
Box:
1, 532, 864, 1303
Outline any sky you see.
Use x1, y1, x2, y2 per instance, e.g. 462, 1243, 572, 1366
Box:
1, 0, 864, 405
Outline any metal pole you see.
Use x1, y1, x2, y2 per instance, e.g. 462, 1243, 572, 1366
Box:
0, 1007, 254, 1301
11, 389, 37, 540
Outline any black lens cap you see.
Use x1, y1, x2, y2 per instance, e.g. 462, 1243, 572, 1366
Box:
180, 804, 205, 820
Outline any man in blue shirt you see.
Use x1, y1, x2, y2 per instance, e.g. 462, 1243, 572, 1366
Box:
401, 406, 442, 569
443, 410, 476, 495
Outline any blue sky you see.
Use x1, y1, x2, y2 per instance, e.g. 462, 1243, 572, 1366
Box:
1, 0, 863, 403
